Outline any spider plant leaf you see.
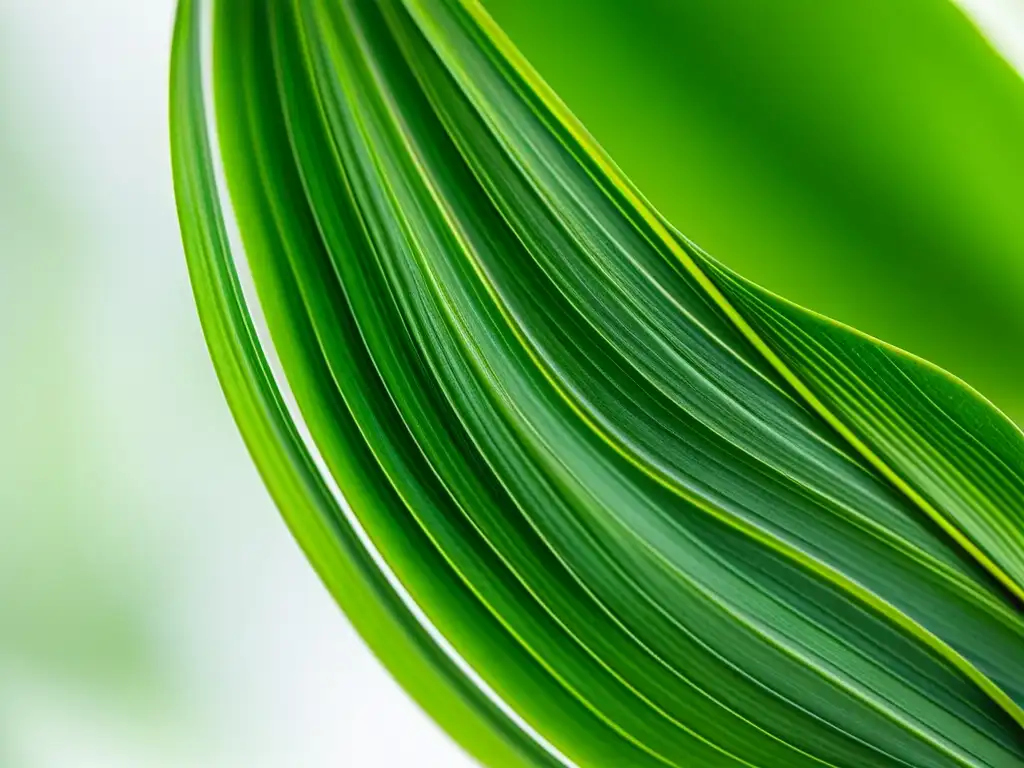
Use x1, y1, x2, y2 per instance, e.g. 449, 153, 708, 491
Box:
170, 0, 1024, 765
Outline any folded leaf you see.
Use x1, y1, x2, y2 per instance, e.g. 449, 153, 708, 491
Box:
170, 0, 1024, 765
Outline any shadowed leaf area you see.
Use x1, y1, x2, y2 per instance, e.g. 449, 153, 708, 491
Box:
170, 1, 1024, 765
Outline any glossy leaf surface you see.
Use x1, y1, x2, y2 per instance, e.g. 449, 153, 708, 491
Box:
170, 1, 1024, 765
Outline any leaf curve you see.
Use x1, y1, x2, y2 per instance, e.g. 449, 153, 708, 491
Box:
170, 0, 1024, 766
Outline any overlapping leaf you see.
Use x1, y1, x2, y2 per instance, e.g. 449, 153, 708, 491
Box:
170, 0, 1024, 765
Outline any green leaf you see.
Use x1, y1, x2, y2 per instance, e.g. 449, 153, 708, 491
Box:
170, 0, 1024, 765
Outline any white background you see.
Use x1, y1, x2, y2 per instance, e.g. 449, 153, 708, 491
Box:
0, 2, 473, 765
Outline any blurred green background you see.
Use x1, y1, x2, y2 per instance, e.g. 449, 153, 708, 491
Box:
1, 0, 1022, 765
487, 0, 1024, 426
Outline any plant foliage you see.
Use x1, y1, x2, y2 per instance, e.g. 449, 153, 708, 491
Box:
171, 1, 1024, 765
